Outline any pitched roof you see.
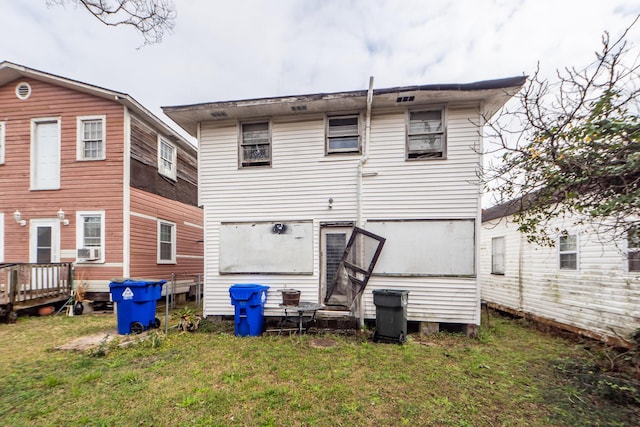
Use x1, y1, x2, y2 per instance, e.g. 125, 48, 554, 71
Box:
0, 61, 195, 153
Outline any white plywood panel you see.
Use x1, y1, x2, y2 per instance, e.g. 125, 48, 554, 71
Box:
367, 219, 475, 275
219, 221, 313, 274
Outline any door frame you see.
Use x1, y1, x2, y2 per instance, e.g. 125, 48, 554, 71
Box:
29, 218, 61, 263
319, 222, 354, 307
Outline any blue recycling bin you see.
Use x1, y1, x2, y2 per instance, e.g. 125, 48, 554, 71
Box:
229, 284, 269, 336
109, 279, 166, 335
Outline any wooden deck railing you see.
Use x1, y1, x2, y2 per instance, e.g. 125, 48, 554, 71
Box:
0, 262, 72, 308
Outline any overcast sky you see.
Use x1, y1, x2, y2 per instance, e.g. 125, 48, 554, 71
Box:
1, 0, 639, 141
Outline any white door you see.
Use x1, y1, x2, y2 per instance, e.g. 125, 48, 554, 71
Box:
31, 219, 60, 263
30, 219, 60, 290
32, 120, 60, 190
320, 226, 352, 308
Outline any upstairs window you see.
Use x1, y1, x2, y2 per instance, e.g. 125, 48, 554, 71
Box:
491, 236, 505, 275
77, 116, 105, 160
407, 109, 446, 159
158, 220, 176, 264
0, 121, 5, 165
326, 115, 360, 154
158, 137, 177, 180
240, 121, 271, 167
628, 227, 640, 272
558, 234, 578, 270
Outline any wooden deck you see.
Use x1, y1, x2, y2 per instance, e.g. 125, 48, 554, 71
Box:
0, 263, 72, 321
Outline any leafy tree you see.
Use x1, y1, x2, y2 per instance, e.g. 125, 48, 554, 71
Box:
484, 17, 640, 245
47, 0, 175, 45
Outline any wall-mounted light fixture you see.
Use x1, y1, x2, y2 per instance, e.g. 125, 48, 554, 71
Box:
328, 198, 334, 209
13, 210, 26, 226
57, 208, 69, 226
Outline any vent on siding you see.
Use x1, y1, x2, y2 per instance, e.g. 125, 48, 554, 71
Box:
396, 95, 415, 103
291, 105, 307, 112
210, 111, 228, 118
15, 82, 32, 100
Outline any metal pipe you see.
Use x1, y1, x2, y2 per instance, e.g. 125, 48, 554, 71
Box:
356, 76, 374, 327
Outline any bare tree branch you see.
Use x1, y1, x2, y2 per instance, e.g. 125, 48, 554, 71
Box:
47, 0, 175, 45
483, 15, 640, 245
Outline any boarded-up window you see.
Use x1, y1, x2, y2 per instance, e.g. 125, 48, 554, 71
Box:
559, 234, 578, 270
491, 236, 505, 274
219, 221, 313, 274
366, 219, 475, 276
240, 122, 271, 167
628, 227, 640, 272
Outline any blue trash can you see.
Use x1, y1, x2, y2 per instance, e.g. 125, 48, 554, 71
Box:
110, 279, 166, 335
229, 284, 269, 336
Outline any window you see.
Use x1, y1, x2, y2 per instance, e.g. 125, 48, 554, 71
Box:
628, 227, 640, 272
491, 236, 505, 274
76, 211, 105, 263
326, 115, 360, 154
0, 121, 5, 165
77, 116, 105, 160
158, 137, 177, 180
407, 109, 446, 159
31, 118, 60, 190
0, 213, 4, 262
158, 220, 176, 263
240, 121, 271, 167
558, 234, 578, 270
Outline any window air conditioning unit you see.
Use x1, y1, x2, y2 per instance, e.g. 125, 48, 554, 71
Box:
77, 247, 101, 260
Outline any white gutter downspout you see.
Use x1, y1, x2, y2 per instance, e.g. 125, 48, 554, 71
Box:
356, 76, 374, 327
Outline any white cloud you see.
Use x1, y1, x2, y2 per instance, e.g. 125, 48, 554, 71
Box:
1, 0, 638, 135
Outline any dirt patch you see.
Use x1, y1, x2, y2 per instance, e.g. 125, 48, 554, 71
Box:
56, 329, 149, 351
310, 338, 339, 349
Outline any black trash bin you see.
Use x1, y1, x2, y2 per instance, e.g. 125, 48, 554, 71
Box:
372, 289, 409, 344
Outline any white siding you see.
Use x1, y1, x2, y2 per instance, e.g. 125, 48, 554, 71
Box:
201, 105, 483, 324
480, 214, 640, 341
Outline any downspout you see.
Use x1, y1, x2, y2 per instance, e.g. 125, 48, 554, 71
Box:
356, 76, 374, 327
357, 76, 374, 228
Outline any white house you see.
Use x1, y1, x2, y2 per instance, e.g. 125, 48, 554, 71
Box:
164, 76, 525, 333
480, 201, 640, 346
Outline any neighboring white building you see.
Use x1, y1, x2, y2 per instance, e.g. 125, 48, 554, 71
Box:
480, 202, 640, 346
164, 76, 524, 332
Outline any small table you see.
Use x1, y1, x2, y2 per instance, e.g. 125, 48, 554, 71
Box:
278, 302, 325, 335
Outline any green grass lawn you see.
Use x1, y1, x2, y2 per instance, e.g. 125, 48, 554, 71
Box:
0, 309, 638, 426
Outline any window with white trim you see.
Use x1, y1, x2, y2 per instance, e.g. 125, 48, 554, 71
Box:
407, 108, 446, 159
628, 227, 640, 272
240, 121, 271, 167
158, 137, 177, 180
76, 211, 105, 263
326, 115, 360, 154
491, 236, 505, 274
158, 220, 176, 263
0, 213, 4, 262
0, 121, 5, 165
77, 116, 106, 160
558, 234, 578, 270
